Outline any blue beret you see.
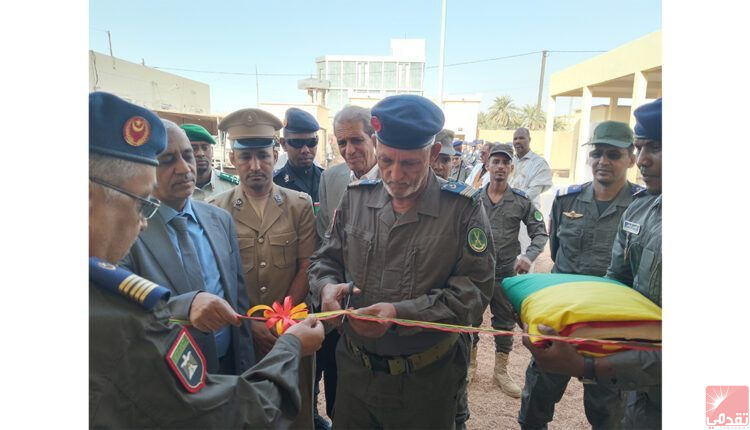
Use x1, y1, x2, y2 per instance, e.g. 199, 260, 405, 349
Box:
371, 95, 445, 150
453, 140, 464, 148
633, 98, 661, 141
284, 108, 320, 134
89, 92, 166, 166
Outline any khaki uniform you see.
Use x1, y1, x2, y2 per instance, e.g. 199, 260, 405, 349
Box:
210, 183, 316, 429
520, 182, 642, 430
193, 169, 239, 202
309, 174, 495, 428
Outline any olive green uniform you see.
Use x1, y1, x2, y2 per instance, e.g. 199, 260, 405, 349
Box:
606, 191, 662, 430
89, 278, 303, 428
308, 174, 495, 429
519, 181, 642, 430
479, 185, 548, 352
193, 169, 239, 201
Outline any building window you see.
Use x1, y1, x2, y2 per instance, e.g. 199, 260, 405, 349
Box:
356, 62, 369, 89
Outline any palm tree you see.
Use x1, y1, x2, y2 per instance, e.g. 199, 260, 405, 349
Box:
488, 96, 518, 129
516, 104, 546, 130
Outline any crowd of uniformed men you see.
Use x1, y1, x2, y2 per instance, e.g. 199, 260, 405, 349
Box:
89, 89, 662, 429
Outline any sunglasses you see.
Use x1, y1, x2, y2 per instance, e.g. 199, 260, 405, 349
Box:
588, 149, 625, 161
90, 177, 161, 219
286, 137, 318, 149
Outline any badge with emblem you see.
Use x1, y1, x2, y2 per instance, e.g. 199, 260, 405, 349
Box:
234, 198, 243, 208
468, 227, 488, 253
623, 220, 641, 235
563, 211, 583, 219
122, 116, 151, 147
166, 327, 206, 393
534, 210, 543, 222
284, 173, 290, 183
273, 193, 283, 204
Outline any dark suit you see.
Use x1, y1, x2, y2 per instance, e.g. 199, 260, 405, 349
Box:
315, 162, 352, 246
120, 199, 255, 375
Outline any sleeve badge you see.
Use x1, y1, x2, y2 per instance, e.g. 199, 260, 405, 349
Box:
165, 327, 206, 393
468, 227, 488, 253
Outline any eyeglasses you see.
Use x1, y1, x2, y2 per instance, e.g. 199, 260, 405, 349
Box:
285, 137, 318, 149
588, 149, 625, 161
90, 177, 161, 219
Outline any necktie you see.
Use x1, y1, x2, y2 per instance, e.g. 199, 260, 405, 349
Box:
170, 214, 206, 291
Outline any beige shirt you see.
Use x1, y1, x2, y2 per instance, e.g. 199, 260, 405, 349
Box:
210, 185, 315, 307
193, 169, 237, 202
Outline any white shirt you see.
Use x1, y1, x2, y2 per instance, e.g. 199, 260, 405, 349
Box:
349, 164, 380, 183
465, 163, 490, 188
509, 151, 553, 209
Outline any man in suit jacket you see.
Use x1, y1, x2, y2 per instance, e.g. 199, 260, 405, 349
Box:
121, 119, 254, 376
316, 105, 380, 246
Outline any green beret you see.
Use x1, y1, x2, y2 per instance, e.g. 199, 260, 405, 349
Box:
180, 123, 216, 145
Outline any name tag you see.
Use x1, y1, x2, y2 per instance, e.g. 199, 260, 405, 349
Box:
623, 220, 641, 235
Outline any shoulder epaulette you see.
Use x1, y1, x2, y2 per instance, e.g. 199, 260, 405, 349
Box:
218, 171, 240, 185
633, 187, 649, 197
511, 187, 529, 199
441, 181, 481, 199
555, 183, 584, 197
631, 183, 647, 196
89, 257, 170, 310
348, 178, 381, 188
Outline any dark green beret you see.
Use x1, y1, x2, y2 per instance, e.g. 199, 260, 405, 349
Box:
180, 123, 216, 145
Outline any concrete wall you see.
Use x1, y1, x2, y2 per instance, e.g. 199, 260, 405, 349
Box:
89, 51, 210, 114
442, 98, 480, 142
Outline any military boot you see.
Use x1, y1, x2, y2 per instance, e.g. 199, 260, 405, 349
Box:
468, 344, 478, 383
493, 352, 521, 398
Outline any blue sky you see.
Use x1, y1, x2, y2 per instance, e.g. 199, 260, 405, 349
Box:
89, 0, 661, 113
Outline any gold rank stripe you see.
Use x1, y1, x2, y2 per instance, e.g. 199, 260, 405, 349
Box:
119, 275, 158, 304
460, 186, 477, 198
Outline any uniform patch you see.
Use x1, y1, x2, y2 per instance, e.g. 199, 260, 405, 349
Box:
533, 210, 543, 222
563, 211, 583, 219
348, 178, 381, 188
122, 116, 151, 147
468, 227, 488, 253
166, 327, 206, 393
623, 220, 641, 235
218, 171, 240, 185
511, 188, 529, 199
556, 184, 583, 197
441, 181, 480, 199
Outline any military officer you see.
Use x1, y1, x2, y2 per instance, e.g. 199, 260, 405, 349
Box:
518, 121, 642, 430
431, 128, 455, 179
89, 91, 324, 428
273, 108, 324, 204
308, 94, 495, 429
473, 143, 548, 394
180, 123, 238, 201
450, 140, 471, 183
523, 99, 662, 430
210, 107, 317, 429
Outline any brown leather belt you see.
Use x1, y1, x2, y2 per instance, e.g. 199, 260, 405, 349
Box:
345, 333, 458, 375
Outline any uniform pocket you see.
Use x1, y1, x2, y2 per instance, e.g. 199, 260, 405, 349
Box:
269, 231, 298, 269
237, 237, 256, 272
343, 224, 373, 289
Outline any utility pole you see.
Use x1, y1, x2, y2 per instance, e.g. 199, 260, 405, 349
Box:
255, 65, 260, 107
106, 30, 115, 68
536, 50, 548, 110
437, 0, 447, 105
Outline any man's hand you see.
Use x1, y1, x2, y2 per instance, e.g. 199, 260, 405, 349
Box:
348, 302, 396, 338
285, 316, 325, 356
320, 283, 361, 327
189, 292, 241, 332
514, 254, 532, 274
250, 320, 278, 357
522, 324, 584, 378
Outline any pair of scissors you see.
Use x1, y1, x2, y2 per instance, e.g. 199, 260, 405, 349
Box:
341, 282, 355, 323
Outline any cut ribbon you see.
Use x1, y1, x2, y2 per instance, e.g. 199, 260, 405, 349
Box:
246, 296, 309, 335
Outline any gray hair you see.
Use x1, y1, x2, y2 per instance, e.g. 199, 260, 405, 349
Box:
161, 119, 184, 137
333, 105, 374, 136
435, 129, 455, 146
89, 154, 149, 201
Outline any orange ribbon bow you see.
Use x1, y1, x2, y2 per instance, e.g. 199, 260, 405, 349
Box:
246, 296, 309, 335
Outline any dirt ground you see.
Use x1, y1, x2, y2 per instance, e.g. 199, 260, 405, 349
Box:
318, 245, 588, 429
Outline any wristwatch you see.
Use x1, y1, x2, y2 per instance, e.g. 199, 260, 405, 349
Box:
580, 356, 597, 384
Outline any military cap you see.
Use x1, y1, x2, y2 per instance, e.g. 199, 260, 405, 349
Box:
283, 107, 320, 134
89, 91, 166, 166
218, 108, 282, 149
586, 121, 633, 148
180, 123, 216, 145
370, 94, 445, 150
489, 143, 514, 160
633, 98, 662, 141
453, 140, 464, 148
